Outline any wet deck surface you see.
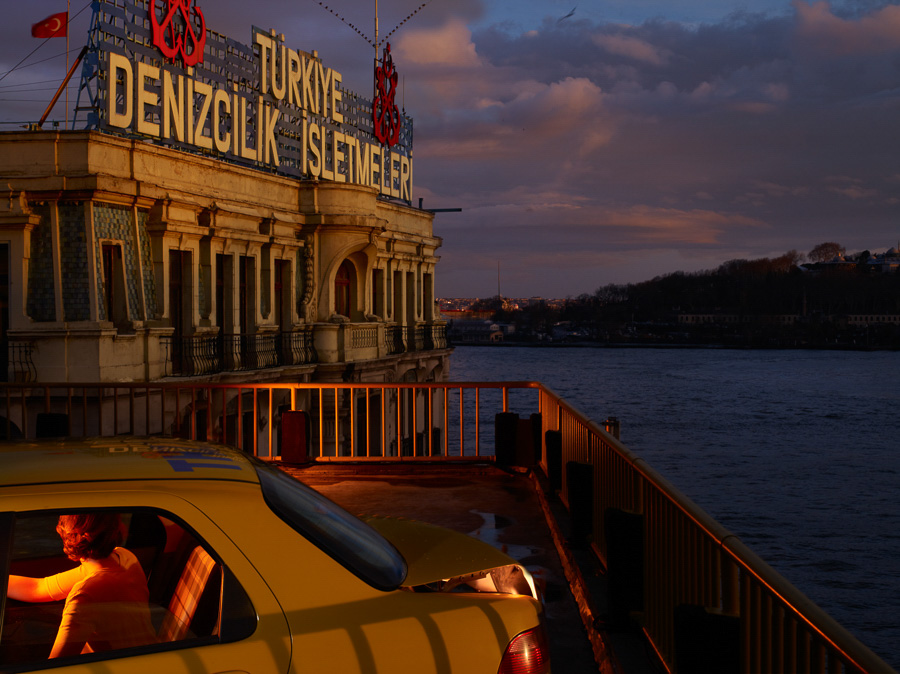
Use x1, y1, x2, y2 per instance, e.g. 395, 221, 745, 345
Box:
282, 461, 659, 674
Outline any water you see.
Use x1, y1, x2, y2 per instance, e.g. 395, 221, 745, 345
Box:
449, 346, 900, 670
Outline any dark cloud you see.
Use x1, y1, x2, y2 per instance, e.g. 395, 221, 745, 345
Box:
402, 2, 900, 295
3, 1, 900, 296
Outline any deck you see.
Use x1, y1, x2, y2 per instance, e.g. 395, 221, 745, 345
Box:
284, 461, 655, 674
2, 379, 891, 673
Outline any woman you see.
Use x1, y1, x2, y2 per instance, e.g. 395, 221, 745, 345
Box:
7, 512, 158, 658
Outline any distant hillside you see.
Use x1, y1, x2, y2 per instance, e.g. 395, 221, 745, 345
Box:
447, 244, 900, 349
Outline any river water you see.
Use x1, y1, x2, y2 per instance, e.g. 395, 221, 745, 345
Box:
449, 345, 900, 670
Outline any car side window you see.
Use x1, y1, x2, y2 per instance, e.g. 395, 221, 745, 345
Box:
0, 509, 256, 671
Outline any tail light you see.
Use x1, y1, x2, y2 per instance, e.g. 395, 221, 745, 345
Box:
497, 626, 551, 674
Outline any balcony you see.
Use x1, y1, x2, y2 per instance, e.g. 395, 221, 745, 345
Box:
161, 323, 448, 377
316, 322, 448, 365
163, 329, 317, 377
1, 340, 36, 383
383, 323, 448, 355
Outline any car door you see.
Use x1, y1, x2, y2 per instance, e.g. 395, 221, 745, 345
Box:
0, 488, 291, 674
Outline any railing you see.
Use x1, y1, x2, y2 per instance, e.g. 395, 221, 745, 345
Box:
383, 323, 447, 354
537, 387, 893, 674
0, 380, 892, 674
413, 325, 425, 351
384, 325, 405, 354
276, 329, 317, 366
163, 334, 221, 376
426, 323, 448, 350
162, 325, 447, 376
163, 329, 316, 376
0, 381, 525, 465
350, 325, 378, 349
3, 341, 36, 383
220, 333, 279, 371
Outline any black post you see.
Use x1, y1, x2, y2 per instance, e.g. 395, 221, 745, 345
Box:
529, 413, 542, 465
674, 604, 740, 674
494, 412, 519, 467
545, 430, 562, 490
281, 410, 310, 463
566, 461, 594, 545
605, 508, 644, 626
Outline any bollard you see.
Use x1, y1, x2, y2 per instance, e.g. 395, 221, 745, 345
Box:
603, 416, 620, 440
36, 412, 68, 438
545, 430, 562, 491
494, 412, 519, 468
566, 461, 594, 546
674, 604, 740, 674
529, 413, 543, 465
281, 410, 310, 463
605, 507, 644, 626
431, 427, 442, 457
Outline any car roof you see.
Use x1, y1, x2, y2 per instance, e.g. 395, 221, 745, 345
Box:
0, 437, 261, 488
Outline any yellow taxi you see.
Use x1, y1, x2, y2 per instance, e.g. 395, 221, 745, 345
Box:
0, 438, 550, 673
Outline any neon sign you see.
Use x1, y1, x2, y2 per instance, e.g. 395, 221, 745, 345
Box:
150, 0, 206, 66
373, 43, 400, 147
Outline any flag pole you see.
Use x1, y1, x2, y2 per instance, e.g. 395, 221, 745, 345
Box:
39, 45, 86, 129
66, 0, 70, 126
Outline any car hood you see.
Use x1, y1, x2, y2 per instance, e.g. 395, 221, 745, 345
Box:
362, 515, 538, 599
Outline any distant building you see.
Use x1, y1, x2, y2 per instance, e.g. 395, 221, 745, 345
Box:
447, 320, 504, 344
678, 314, 741, 325
846, 315, 900, 326
865, 247, 900, 273
678, 314, 799, 325
800, 246, 900, 274
439, 309, 494, 321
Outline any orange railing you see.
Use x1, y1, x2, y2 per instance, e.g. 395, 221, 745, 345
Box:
537, 386, 894, 674
0, 381, 536, 458
0, 380, 893, 673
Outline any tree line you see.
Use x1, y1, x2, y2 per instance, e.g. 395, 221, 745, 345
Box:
472, 242, 900, 348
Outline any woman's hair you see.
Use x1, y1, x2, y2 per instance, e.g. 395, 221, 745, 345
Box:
56, 513, 123, 561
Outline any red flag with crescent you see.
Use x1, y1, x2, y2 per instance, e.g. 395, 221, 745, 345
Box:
32, 12, 68, 38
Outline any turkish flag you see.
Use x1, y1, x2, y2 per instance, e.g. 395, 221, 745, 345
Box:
32, 12, 68, 38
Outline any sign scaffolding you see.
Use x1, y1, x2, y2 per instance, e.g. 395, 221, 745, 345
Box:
74, 0, 415, 203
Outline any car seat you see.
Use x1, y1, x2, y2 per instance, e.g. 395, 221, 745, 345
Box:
158, 546, 219, 642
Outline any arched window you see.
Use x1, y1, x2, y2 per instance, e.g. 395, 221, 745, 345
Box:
335, 261, 352, 317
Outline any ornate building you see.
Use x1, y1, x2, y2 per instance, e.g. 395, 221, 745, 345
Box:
0, 0, 449, 387
0, 131, 447, 385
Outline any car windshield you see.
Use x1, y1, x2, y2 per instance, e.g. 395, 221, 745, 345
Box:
254, 460, 407, 591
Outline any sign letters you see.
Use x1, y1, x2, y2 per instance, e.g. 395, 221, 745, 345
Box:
95, 0, 413, 202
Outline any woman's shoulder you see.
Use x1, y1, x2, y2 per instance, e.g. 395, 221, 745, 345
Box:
112, 547, 148, 582
112, 547, 140, 566
69, 548, 147, 601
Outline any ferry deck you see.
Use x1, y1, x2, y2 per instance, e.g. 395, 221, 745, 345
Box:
290, 461, 654, 673
0, 380, 893, 674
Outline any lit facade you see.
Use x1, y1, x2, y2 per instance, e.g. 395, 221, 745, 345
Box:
0, 130, 448, 385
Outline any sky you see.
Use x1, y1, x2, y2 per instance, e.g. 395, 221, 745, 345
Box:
3, 0, 900, 298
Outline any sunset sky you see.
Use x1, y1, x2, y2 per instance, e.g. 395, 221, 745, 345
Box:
3, 0, 900, 297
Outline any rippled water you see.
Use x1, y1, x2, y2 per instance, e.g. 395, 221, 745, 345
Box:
449, 346, 900, 670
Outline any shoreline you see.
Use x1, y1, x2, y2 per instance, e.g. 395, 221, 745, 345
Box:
450, 341, 900, 352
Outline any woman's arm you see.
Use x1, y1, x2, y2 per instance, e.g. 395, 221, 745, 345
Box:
7, 575, 47, 602
7, 566, 84, 602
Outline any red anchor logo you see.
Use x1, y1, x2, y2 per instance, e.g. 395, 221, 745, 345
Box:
373, 43, 400, 147
150, 0, 206, 67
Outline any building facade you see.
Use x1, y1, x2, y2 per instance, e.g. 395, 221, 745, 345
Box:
0, 131, 448, 385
